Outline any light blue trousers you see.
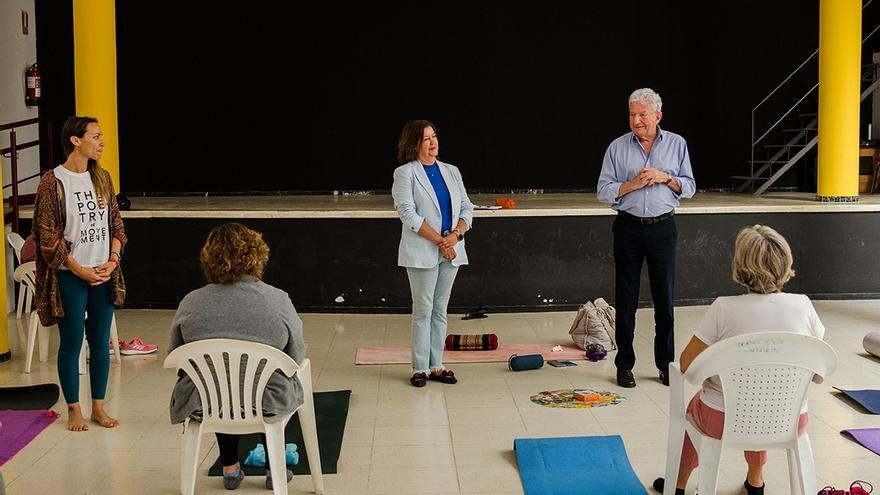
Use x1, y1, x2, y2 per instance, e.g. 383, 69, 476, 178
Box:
406, 261, 459, 373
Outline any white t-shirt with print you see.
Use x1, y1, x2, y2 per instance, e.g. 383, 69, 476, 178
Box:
54, 165, 110, 269
693, 292, 825, 413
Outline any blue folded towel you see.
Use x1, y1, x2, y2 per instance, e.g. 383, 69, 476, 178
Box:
243, 443, 299, 467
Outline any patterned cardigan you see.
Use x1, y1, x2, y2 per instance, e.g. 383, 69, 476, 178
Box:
31, 168, 128, 326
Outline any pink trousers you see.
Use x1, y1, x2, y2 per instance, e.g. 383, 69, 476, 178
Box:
680, 393, 809, 471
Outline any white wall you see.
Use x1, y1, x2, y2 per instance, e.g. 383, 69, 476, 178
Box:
1, 0, 38, 313
1, 0, 40, 199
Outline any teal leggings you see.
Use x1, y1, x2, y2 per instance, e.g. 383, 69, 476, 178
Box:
56, 270, 115, 404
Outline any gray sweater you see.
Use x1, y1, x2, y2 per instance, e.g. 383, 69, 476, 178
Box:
168, 276, 307, 424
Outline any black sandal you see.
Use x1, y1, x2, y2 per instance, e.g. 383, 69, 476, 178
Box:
429, 369, 458, 384
410, 372, 428, 387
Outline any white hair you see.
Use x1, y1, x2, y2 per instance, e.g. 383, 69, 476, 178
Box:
628, 88, 662, 113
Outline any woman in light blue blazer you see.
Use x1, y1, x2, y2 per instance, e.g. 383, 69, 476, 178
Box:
392, 120, 474, 387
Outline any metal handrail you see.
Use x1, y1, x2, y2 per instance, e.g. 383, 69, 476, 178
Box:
1, 117, 52, 233
0, 118, 40, 132
749, 0, 877, 190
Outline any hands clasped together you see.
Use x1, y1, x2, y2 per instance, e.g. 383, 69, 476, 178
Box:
77, 259, 118, 286
629, 166, 671, 190
436, 230, 460, 261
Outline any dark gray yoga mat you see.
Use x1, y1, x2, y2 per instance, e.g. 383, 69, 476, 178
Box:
0, 384, 60, 410
207, 390, 351, 476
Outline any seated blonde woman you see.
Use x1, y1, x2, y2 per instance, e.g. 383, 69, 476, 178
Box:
653, 225, 825, 495
168, 223, 307, 491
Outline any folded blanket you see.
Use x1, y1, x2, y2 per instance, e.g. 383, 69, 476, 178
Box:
445, 334, 498, 351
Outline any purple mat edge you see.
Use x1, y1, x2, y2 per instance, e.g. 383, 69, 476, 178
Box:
0, 409, 59, 466
840, 428, 880, 457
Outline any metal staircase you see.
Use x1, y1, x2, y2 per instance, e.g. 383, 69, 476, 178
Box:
735, 3, 880, 195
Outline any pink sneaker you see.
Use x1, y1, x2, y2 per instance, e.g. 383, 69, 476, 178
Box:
119, 338, 158, 355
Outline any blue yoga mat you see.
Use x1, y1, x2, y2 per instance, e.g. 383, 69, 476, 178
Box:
514, 435, 647, 495
833, 387, 880, 414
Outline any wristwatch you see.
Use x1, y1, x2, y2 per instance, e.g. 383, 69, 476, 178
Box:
665, 172, 674, 184
451, 228, 464, 241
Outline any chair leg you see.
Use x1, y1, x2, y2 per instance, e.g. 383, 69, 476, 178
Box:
24, 288, 33, 317
16, 283, 25, 320
696, 437, 722, 495
79, 340, 87, 375
298, 360, 324, 494
790, 434, 816, 495
786, 448, 802, 495
264, 421, 289, 495
25, 313, 38, 373
110, 315, 121, 363
38, 320, 49, 362
180, 420, 202, 495
663, 419, 685, 495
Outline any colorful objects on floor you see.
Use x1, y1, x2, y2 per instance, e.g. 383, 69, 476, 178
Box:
529, 389, 625, 409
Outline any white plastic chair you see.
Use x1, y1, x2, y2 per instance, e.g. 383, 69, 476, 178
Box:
663, 332, 837, 495
163, 338, 324, 495
7, 231, 24, 261
9, 245, 32, 320
25, 299, 122, 373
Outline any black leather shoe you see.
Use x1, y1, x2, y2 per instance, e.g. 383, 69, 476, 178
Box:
659, 369, 669, 386
616, 369, 636, 388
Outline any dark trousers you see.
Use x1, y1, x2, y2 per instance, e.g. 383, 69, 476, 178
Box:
612, 214, 677, 372
217, 433, 267, 467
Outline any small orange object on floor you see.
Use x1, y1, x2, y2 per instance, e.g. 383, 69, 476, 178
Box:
573, 391, 601, 403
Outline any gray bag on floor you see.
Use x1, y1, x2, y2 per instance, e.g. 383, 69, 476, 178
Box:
569, 298, 617, 351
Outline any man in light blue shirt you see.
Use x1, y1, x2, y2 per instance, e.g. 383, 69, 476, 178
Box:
597, 88, 696, 388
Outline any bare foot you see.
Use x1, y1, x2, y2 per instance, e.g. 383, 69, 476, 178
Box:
90, 411, 119, 428
68, 406, 89, 432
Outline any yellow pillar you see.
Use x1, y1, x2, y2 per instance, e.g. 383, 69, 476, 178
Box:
0, 155, 10, 363
73, 0, 120, 191
817, 0, 861, 201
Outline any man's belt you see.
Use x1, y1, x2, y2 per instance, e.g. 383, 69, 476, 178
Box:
617, 210, 675, 225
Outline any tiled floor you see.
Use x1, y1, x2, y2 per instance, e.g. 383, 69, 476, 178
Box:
1, 301, 879, 494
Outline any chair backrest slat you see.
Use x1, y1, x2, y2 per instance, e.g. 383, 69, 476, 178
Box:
228, 353, 243, 420
242, 354, 259, 421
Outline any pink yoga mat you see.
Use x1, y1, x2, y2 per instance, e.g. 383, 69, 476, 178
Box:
355, 343, 586, 365
0, 409, 59, 465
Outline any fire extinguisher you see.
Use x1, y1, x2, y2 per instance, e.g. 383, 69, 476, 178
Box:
25, 63, 41, 106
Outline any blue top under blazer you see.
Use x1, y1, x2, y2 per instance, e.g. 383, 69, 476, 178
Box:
392, 159, 474, 269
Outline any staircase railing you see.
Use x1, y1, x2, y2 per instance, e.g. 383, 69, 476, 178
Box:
744, 0, 878, 193
0, 118, 53, 233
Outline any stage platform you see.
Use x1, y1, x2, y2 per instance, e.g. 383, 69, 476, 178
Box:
55, 191, 880, 217
18, 192, 880, 312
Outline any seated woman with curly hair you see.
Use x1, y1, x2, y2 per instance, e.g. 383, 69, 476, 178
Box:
168, 222, 307, 491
